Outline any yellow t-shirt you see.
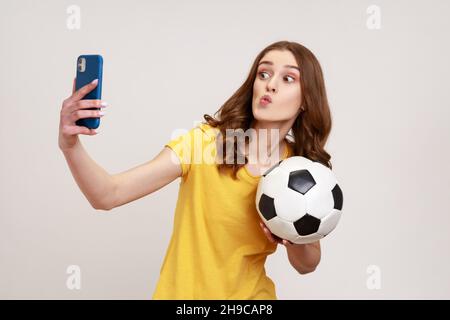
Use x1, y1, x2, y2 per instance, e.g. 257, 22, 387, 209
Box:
152, 123, 292, 299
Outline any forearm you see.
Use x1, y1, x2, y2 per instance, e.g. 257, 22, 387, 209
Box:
60, 138, 114, 210
286, 241, 321, 274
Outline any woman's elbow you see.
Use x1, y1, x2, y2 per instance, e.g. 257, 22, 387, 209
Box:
296, 256, 321, 275
297, 265, 317, 275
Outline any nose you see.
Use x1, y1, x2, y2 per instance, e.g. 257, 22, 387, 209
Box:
266, 76, 278, 93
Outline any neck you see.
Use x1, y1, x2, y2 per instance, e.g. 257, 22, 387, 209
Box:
247, 119, 291, 165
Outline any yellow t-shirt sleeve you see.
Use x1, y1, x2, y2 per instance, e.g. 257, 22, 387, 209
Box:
164, 127, 196, 178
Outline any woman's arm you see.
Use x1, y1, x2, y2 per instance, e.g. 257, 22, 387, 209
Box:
61, 144, 182, 211
106, 146, 182, 210
61, 140, 116, 210
285, 241, 321, 274
59, 79, 183, 211
59, 79, 116, 210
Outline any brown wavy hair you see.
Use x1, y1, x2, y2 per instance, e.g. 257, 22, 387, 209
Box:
203, 40, 332, 180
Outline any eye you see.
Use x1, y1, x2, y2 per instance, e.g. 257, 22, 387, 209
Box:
258, 71, 296, 83
258, 71, 269, 79
285, 75, 295, 83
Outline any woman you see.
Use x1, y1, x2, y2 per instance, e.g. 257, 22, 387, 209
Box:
58, 40, 333, 299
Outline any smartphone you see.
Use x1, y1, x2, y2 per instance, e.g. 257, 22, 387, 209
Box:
75, 54, 103, 129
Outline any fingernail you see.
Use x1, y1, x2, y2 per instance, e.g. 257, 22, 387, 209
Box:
99, 110, 105, 116
100, 101, 108, 107
91, 79, 98, 84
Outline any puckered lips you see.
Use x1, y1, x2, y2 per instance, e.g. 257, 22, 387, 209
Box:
260, 95, 272, 105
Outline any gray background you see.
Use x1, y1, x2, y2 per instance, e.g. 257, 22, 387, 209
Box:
1, 0, 449, 299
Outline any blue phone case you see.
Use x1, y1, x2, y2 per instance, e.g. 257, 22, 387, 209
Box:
75, 54, 103, 129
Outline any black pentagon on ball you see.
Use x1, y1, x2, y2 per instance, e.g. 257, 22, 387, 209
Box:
288, 169, 316, 194
293, 214, 321, 236
258, 193, 277, 220
332, 184, 343, 210
262, 160, 283, 177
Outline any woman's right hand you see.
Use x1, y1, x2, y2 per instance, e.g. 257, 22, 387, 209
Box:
58, 78, 108, 151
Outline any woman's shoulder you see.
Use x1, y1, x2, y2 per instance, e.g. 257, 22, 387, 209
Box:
197, 122, 220, 141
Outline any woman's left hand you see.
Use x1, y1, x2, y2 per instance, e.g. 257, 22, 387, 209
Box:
259, 221, 295, 247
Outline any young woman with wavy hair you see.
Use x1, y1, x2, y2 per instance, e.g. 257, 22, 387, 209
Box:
205, 41, 332, 179
59, 40, 333, 299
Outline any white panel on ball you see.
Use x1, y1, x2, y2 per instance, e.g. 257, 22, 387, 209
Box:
309, 162, 337, 191
318, 210, 342, 236
258, 166, 289, 198
304, 183, 335, 220
273, 189, 307, 222
264, 216, 299, 243
279, 156, 313, 173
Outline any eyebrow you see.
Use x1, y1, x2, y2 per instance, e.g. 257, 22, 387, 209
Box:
258, 60, 300, 72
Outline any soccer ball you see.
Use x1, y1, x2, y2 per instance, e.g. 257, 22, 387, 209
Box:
255, 156, 343, 244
